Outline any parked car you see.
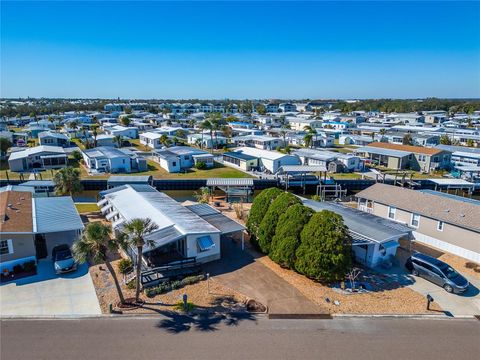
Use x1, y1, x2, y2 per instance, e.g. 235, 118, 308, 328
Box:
52, 244, 77, 274
405, 252, 469, 294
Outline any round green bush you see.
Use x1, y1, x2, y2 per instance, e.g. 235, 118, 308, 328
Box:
269, 204, 314, 269
295, 210, 352, 282
246, 188, 284, 243
117, 258, 133, 275
256, 192, 301, 254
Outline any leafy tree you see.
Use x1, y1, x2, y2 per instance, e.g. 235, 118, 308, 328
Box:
246, 187, 284, 242
120, 116, 132, 127
256, 104, 266, 115
402, 133, 414, 145
114, 135, 123, 148
295, 210, 352, 282
72, 222, 125, 304
256, 192, 301, 254
466, 139, 474, 147
440, 134, 452, 145
71, 150, 83, 162
176, 129, 186, 139
53, 167, 83, 196
121, 218, 159, 302
269, 204, 314, 269
124, 106, 132, 114
195, 161, 207, 170
0, 137, 12, 158
194, 186, 209, 203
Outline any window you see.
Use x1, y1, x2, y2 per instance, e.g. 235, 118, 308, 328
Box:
388, 206, 396, 219
433, 156, 439, 162
411, 213, 420, 227
172, 161, 176, 167
0, 239, 13, 255
437, 221, 444, 231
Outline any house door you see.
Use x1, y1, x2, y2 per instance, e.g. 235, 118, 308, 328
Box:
34, 234, 48, 259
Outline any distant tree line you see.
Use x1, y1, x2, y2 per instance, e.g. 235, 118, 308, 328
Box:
333, 98, 480, 114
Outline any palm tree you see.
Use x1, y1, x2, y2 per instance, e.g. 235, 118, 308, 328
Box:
121, 218, 159, 302
53, 167, 83, 196
201, 119, 214, 153
304, 133, 313, 148
280, 123, 291, 148
92, 124, 99, 147
72, 222, 125, 304
303, 125, 317, 148
114, 135, 123, 148
160, 134, 169, 147
69, 121, 79, 139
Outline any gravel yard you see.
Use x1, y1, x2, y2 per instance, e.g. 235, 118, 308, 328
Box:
89, 259, 247, 314
223, 204, 443, 315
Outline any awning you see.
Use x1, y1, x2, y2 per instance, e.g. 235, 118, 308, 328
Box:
112, 218, 125, 229
380, 240, 399, 249
105, 210, 118, 221
197, 236, 215, 251
101, 204, 113, 214
97, 198, 108, 207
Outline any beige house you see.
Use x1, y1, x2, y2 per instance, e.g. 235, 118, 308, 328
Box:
0, 190, 84, 273
356, 183, 480, 263
354, 142, 451, 172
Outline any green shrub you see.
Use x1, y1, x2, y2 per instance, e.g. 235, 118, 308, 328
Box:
256, 192, 301, 254
269, 204, 314, 268
295, 210, 352, 282
117, 258, 133, 275
127, 279, 136, 290
145, 288, 156, 298
195, 161, 207, 170
174, 301, 195, 312
246, 188, 283, 242
171, 280, 182, 290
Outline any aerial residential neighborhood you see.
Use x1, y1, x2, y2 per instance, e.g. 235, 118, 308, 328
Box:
1, 1, 479, 360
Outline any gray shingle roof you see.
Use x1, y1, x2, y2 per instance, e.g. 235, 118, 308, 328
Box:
302, 199, 411, 243
356, 183, 480, 232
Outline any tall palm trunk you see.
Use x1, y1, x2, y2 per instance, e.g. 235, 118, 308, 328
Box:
105, 260, 125, 304
209, 130, 213, 153
135, 246, 143, 302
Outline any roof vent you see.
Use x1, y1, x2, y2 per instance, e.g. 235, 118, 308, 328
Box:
7, 203, 13, 208
460, 213, 465, 217
444, 209, 450, 213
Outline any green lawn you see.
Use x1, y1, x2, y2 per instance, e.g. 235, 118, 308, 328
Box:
75, 203, 99, 213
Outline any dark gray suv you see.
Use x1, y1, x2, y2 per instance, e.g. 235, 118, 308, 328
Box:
405, 252, 469, 294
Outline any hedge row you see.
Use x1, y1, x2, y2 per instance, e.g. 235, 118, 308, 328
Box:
144, 274, 205, 297
248, 188, 352, 282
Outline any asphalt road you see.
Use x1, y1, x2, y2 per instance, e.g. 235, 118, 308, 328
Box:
1, 316, 479, 360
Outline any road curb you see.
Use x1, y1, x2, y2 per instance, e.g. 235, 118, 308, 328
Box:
332, 313, 477, 320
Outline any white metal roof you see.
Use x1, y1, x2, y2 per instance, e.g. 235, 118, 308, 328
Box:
104, 185, 219, 235
8, 146, 66, 161
428, 179, 475, 186
233, 147, 291, 160
278, 165, 327, 173
34, 197, 84, 233
206, 178, 254, 187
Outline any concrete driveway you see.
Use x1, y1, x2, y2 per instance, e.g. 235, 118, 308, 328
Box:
406, 272, 480, 317
0, 259, 101, 316
204, 237, 326, 315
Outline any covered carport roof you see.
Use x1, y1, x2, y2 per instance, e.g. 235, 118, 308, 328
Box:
185, 203, 246, 235
206, 178, 254, 187
277, 165, 328, 173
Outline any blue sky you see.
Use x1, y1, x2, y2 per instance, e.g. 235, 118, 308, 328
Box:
1, 1, 479, 99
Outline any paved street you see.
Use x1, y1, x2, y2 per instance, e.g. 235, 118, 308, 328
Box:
0, 260, 101, 316
1, 316, 479, 360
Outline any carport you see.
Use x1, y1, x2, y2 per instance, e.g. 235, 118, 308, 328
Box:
185, 203, 247, 249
